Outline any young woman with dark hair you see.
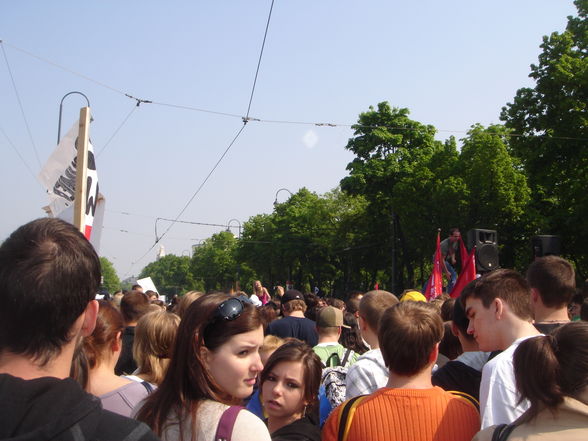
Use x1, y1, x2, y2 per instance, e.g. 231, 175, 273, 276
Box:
83, 300, 151, 417
135, 293, 271, 441
260, 340, 322, 441
473, 321, 588, 440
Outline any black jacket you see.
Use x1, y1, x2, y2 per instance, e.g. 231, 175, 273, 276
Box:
0, 373, 159, 441
270, 416, 320, 441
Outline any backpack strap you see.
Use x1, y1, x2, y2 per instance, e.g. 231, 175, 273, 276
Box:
448, 390, 479, 412
491, 423, 516, 441
324, 351, 341, 368
337, 395, 367, 441
140, 381, 154, 394
215, 405, 243, 441
341, 348, 353, 367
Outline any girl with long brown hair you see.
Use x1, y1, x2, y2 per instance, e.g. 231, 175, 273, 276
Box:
135, 293, 271, 441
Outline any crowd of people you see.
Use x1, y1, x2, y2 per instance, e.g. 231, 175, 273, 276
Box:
0, 218, 587, 440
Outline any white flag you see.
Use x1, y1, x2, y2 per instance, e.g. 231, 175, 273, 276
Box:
38, 120, 103, 246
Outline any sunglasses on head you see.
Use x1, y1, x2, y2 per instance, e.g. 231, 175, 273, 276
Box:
212, 295, 252, 322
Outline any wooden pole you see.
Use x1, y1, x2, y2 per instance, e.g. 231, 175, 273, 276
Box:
73, 106, 91, 234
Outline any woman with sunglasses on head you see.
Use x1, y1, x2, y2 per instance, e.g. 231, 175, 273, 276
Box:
136, 293, 271, 441
260, 340, 322, 441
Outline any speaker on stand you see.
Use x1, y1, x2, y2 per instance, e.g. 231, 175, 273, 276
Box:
467, 229, 499, 273
531, 235, 561, 258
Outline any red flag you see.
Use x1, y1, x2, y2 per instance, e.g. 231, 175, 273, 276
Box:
459, 237, 468, 270
425, 231, 443, 300
451, 247, 477, 298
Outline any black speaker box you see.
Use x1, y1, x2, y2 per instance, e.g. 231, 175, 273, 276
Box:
467, 229, 499, 273
531, 235, 561, 257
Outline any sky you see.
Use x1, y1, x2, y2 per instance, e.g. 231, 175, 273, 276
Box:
0, 1, 578, 280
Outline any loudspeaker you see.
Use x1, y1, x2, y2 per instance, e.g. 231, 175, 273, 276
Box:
531, 235, 561, 257
467, 229, 499, 273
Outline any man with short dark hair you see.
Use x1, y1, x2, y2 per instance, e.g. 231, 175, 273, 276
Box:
266, 290, 318, 346
345, 290, 398, 399
0, 218, 158, 440
115, 290, 151, 375
526, 255, 575, 333
323, 301, 480, 441
462, 269, 541, 428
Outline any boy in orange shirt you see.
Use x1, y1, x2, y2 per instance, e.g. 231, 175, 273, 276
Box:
322, 301, 480, 441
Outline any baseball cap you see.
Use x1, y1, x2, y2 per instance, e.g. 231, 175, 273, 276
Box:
317, 306, 350, 328
282, 289, 304, 304
400, 290, 427, 302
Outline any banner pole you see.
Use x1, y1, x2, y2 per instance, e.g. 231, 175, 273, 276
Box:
73, 106, 91, 234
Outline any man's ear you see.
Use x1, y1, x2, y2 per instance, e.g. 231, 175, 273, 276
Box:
430, 342, 440, 364
81, 300, 99, 337
494, 298, 504, 320
530, 288, 540, 304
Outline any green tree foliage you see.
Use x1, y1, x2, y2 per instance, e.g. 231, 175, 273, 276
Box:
501, 0, 588, 274
100, 257, 120, 293
192, 231, 242, 292
459, 125, 532, 268
139, 254, 197, 296
341, 102, 465, 290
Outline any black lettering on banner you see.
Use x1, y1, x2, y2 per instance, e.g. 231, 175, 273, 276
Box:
86, 179, 99, 217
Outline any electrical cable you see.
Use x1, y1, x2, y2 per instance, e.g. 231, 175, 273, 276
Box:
0, 123, 44, 188
245, 0, 275, 120
3, 41, 587, 142
1, 41, 42, 168
97, 105, 138, 157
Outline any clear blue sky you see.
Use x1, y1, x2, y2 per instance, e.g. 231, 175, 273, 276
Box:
0, 0, 577, 279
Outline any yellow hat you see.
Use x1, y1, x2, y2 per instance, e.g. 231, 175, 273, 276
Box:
400, 290, 427, 302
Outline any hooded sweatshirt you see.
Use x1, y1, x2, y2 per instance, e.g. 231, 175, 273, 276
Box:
269, 415, 320, 441
0, 373, 159, 441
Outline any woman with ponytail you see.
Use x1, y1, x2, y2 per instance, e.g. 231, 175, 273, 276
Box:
473, 321, 588, 440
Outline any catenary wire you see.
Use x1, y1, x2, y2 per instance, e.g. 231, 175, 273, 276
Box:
1, 41, 42, 168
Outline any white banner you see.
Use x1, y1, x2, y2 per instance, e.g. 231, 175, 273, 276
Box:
38, 119, 102, 243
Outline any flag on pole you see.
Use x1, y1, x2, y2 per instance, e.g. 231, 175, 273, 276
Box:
459, 236, 469, 270
450, 247, 477, 298
425, 231, 443, 301
38, 119, 104, 249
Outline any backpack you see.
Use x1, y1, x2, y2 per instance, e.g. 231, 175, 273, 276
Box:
321, 347, 355, 409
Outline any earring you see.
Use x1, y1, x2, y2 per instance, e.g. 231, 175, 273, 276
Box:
303, 404, 307, 416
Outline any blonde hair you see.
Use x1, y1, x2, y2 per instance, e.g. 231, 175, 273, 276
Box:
260, 335, 285, 356
175, 291, 204, 318
133, 311, 180, 385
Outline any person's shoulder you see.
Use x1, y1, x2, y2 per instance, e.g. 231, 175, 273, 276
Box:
233, 408, 271, 441
91, 409, 160, 441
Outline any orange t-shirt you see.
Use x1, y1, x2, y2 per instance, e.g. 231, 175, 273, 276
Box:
322, 387, 480, 441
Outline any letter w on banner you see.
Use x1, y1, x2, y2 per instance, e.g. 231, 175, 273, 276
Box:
425, 231, 443, 300
38, 120, 105, 251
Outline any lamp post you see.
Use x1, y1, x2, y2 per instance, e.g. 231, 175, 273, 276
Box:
226, 219, 242, 239
273, 188, 293, 206
57, 91, 91, 144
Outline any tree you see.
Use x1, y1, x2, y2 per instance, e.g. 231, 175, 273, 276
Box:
341, 102, 464, 291
139, 254, 197, 296
458, 125, 532, 269
100, 257, 120, 293
191, 231, 241, 292
501, 0, 588, 274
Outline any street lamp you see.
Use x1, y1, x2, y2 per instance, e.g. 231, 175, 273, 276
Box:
226, 219, 242, 238
274, 188, 293, 206
57, 91, 91, 144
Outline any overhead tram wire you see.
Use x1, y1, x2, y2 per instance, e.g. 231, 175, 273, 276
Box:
4, 41, 587, 143
0, 123, 44, 189
97, 104, 138, 157
143, 0, 278, 251
1, 41, 42, 169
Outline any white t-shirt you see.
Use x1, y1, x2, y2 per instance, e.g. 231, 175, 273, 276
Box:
159, 399, 271, 441
479, 334, 540, 428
